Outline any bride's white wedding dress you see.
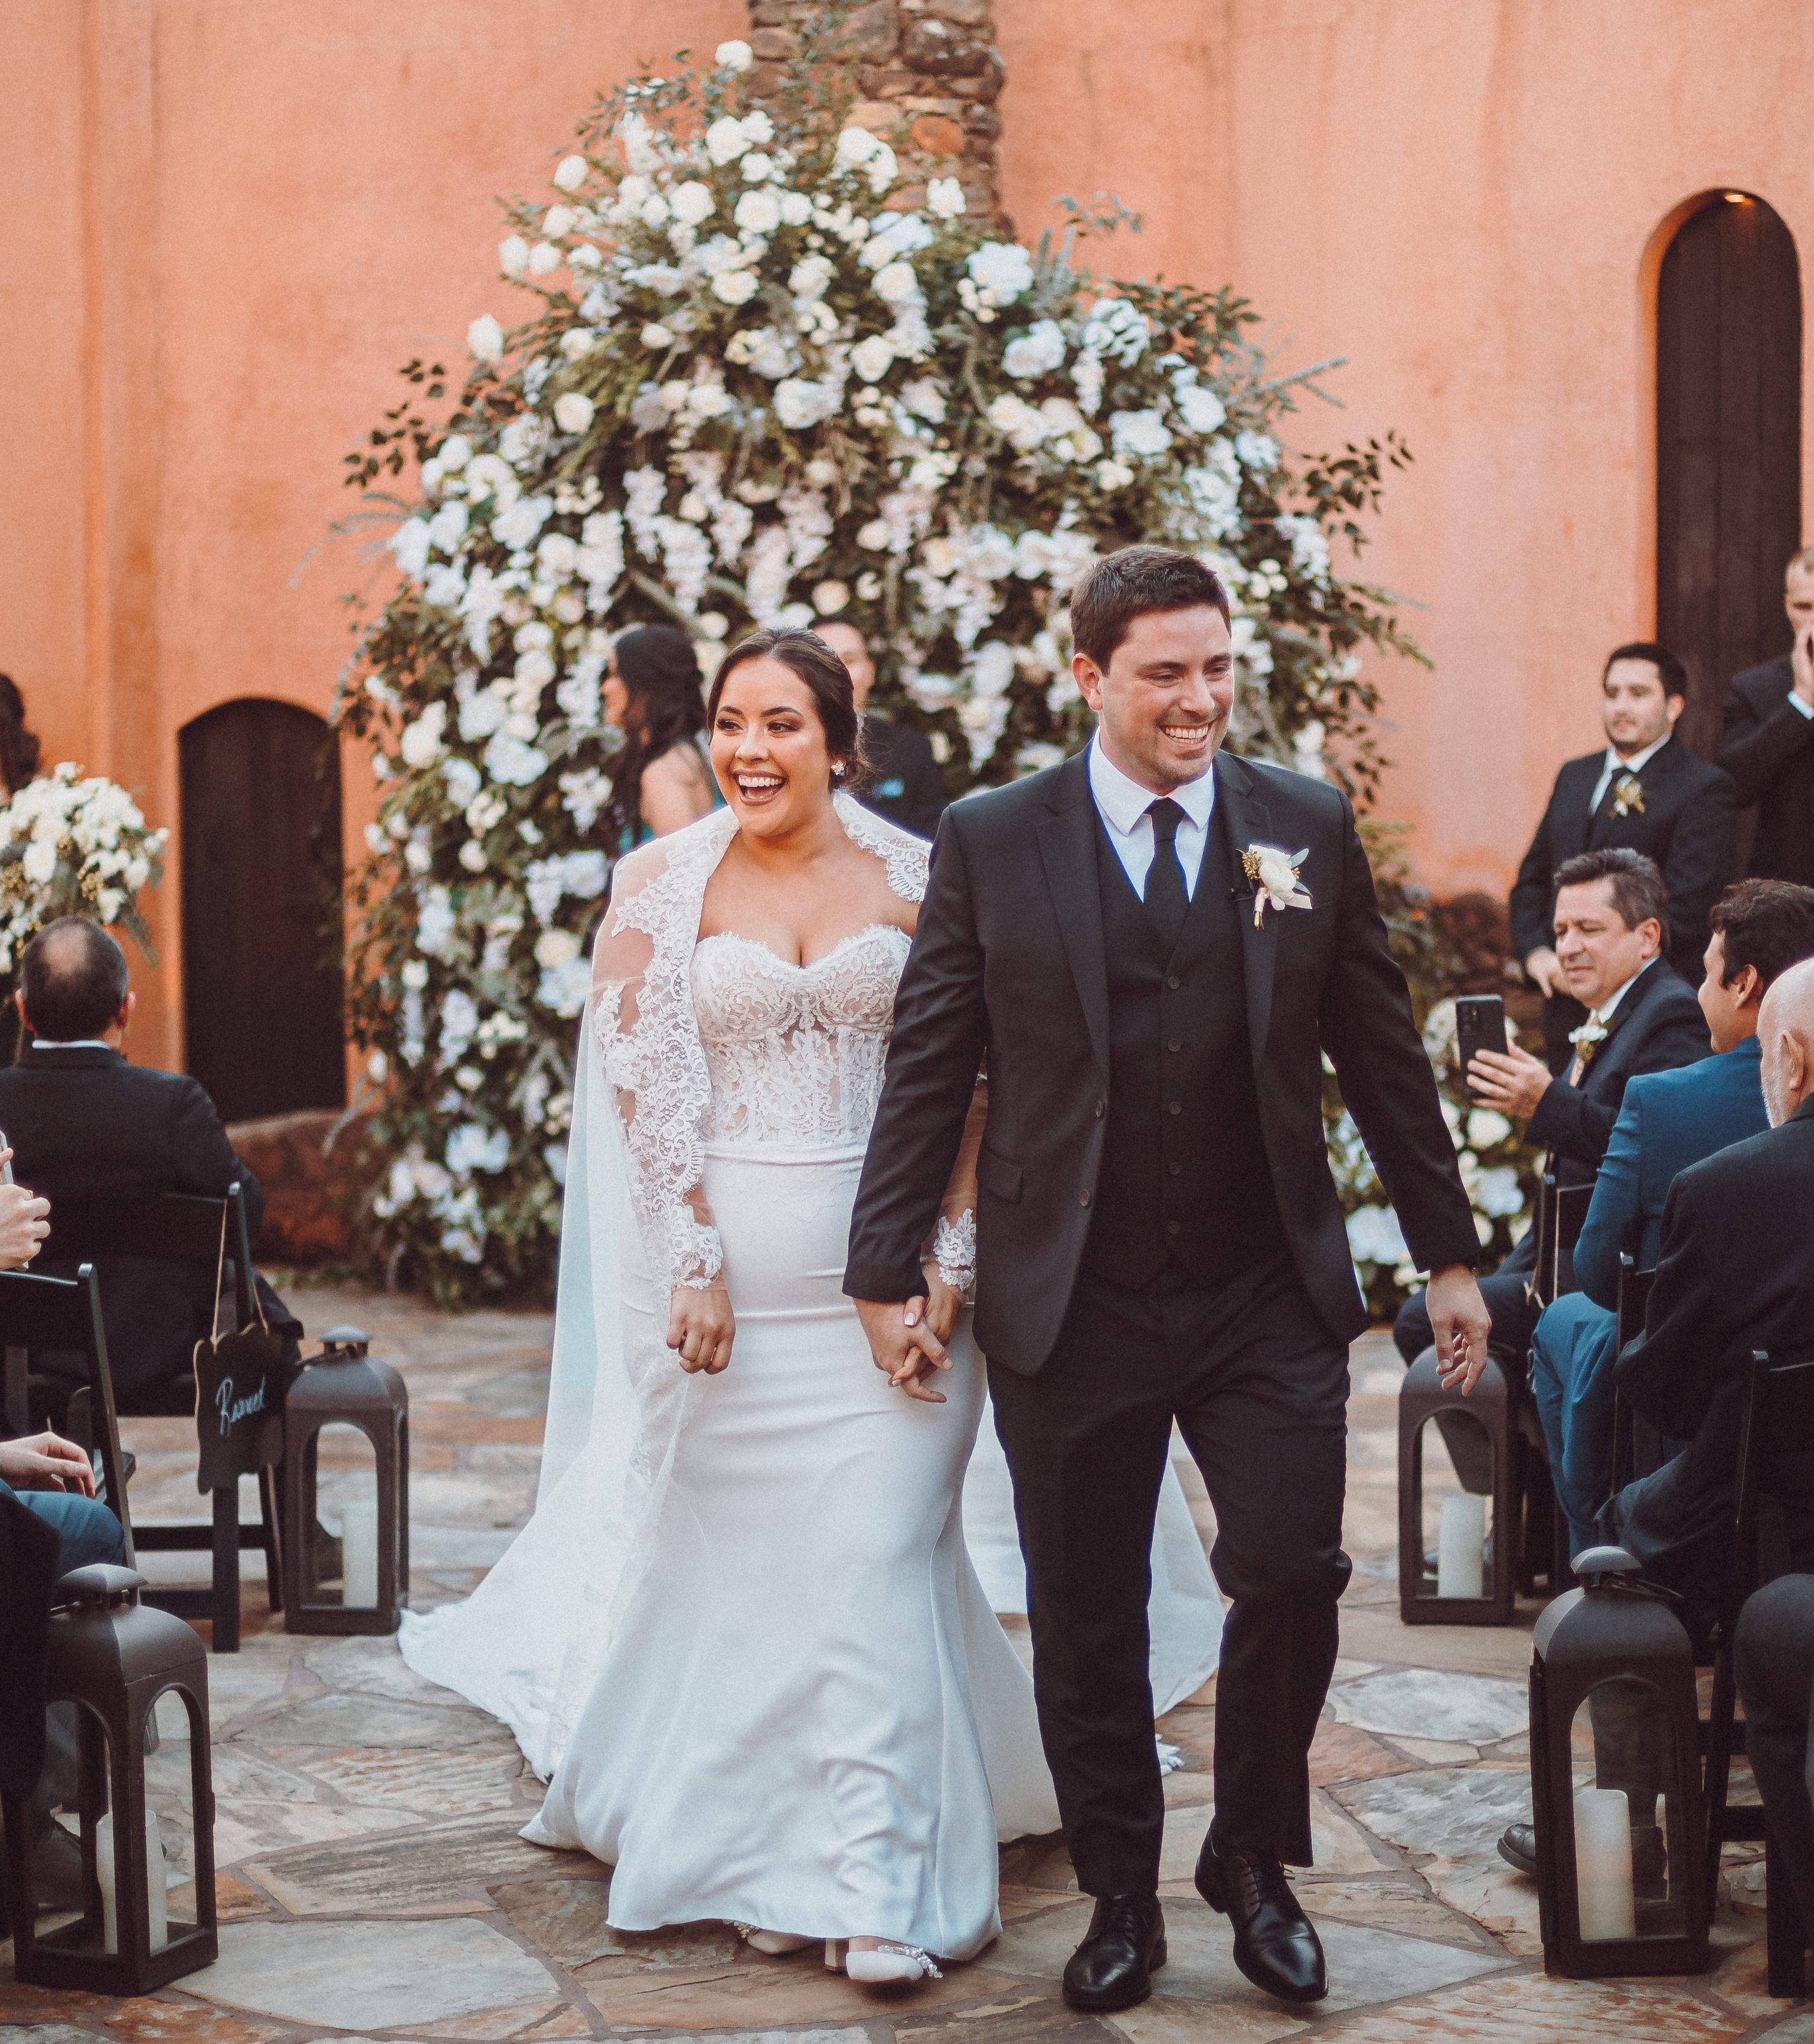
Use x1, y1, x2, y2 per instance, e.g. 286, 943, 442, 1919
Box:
400, 797, 1221, 1955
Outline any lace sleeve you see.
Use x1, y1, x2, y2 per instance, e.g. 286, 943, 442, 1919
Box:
926, 1072, 985, 1302
591, 816, 739, 1292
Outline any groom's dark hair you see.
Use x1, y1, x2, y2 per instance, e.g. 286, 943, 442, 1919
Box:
1069, 546, 1230, 670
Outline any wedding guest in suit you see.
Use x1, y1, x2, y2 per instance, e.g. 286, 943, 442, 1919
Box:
1600, 957, 1814, 1622
1718, 547, 1814, 885
1511, 644, 1736, 1063
1734, 1575, 1814, 1942
1, 917, 300, 1408
1529, 879, 1814, 1562
1394, 848, 1710, 1389
813, 618, 948, 841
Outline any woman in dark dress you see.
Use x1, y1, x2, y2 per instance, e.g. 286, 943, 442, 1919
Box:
603, 628, 720, 851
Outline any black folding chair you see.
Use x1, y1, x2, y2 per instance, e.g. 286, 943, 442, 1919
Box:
1515, 1171, 1596, 1595
1608, 1254, 1663, 1496
30, 1185, 283, 1652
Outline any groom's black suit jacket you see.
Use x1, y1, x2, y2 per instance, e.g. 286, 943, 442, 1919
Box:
844, 747, 1480, 1374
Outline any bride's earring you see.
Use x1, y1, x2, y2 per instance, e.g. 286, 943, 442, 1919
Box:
831, 760, 846, 782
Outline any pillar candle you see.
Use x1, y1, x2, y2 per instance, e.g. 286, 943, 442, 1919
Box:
95, 1810, 169, 1954
341, 1497, 380, 1607
1574, 1786, 1637, 1940
1437, 1493, 1486, 1599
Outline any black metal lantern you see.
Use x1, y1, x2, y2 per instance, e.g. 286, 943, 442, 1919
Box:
282, 1325, 409, 1635
1529, 1545, 1708, 1977
1398, 1348, 1518, 1623
1, 1565, 217, 1993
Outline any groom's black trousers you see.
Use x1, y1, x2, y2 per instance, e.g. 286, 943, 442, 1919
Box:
988, 1250, 1351, 1893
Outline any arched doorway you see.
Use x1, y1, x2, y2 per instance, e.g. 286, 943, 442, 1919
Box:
1656, 192, 1802, 757
179, 699, 346, 1123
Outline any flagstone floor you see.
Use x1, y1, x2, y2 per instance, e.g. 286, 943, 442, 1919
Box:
4, 1280, 1807, 2043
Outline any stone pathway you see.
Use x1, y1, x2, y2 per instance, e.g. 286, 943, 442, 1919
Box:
4, 1284, 1805, 2041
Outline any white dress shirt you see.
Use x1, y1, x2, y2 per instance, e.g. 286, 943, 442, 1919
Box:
1587, 734, 1670, 817
1087, 737, 1217, 900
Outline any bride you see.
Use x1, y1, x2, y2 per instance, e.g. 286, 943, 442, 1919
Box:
401, 627, 1220, 1981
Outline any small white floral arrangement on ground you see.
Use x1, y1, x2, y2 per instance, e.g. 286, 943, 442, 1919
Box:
0, 764, 168, 972
332, 18, 1430, 1304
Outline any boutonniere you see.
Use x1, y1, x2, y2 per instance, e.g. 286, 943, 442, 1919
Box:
1610, 772, 1646, 818
1567, 1017, 1609, 1070
1241, 843, 1312, 929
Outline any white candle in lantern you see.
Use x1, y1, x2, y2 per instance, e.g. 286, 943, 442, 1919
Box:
95, 1809, 169, 1954
1437, 1493, 1486, 1598
1574, 1786, 1637, 1940
341, 1497, 380, 1607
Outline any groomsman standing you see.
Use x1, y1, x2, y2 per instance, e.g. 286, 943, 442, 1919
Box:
1718, 546, 1814, 884
1511, 644, 1736, 1064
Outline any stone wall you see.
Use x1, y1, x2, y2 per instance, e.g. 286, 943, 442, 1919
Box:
746, 0, 1006, 226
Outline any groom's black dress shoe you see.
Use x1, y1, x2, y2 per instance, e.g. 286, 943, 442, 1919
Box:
1195, 1824, 1327, 2003
1061, 1892, 1166, 2012
1498, 1823, 1537, 1875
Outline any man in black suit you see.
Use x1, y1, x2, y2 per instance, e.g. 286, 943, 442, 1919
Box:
2, 917, 299, 1405
813, 617, 948, 840
1718, 546, 1814, 884
1395, 848, 1710, 1390
1511, 642, 1735, 1064
844, 547, 1489, 2012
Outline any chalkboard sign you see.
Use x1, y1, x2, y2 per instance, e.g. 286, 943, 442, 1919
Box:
192, 1323, 286, 1494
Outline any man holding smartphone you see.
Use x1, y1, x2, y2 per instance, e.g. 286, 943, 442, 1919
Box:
1718, 546, 1814, 886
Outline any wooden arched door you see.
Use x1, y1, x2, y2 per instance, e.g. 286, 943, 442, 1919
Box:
1656, 192, 1802, 757
179, 700, 346, 1122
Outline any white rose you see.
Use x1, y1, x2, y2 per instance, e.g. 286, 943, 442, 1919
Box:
1002, 318, 1067, 380
789, 254, 834, 302
740, 152, 774, 184
389, 517, 432, 579
438, 433, 472, 471
1175, 383, 1227, 435
553, 154, 589, 193
812, 579, 850, 615
499, 235, 530, 277
22, 840, 57, 886
560, 326, 597, 360
857, 518, 891, 551
712, 268, 761, 305
537, 533, 578, 577
779, 192, 812, 226
927, 177, 966, 219
640, 195, 671, 228
670, 179, 715, 226
427, 501, 468, 552
773, 377, 839, 429
400, 701, 447, 768
705, 116, 749, 166
570, 243, 601, 269
528, 241, 561, 275
734, 188, 783, 235
965, 241, 1034, 303
543, 204, 576, 238
872, 260, 919, 304
553, 391, 596, 433
1467, 1108, 1513, 1150
687, 383, 734, 418
534, 928, 583, 969
1096, 458, 1135, 491
851, 334, 895, 383
1110, 409, 1174, 459
715, 38, 755, 71
1235, 429, 1280, 472
468, 314, 504, 363
642, 322, 674, 349
835, 126, 880, 167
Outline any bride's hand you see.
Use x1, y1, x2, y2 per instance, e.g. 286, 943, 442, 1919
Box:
919, 1264, 963, 1345
668, 1284, 735, 1374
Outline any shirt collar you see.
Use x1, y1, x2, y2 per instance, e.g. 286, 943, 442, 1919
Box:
30, 1039, 113, 1051
1603, 733, 1671, 781
1593, 962, 1651, 1024
1087, 734, 1217, 838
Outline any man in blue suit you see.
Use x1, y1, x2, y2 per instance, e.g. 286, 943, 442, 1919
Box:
1529, 879, 1814, 1560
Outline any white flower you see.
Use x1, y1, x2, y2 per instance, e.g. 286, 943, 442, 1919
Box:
1235, 429, 1280, 472
671, 179, 715, 226
1080, 296, 1150, 363
812, 579, 850, 615
779, 191, 812, 226
789, 254, 834, 302
483, 733, 549, 786
966, 241, 1034, 303
641, 322, 675, 350
468, 314, 504, 363
862, 142, 897, 194
534, 928, 582, 969
872, 260, 919, 305
553, 391, 595, 433
1175, 383, 1227, 435
560, 326, 597, 360
685, 383, 734, 419
1469, 1164, 1526, 1220
1244, 841, 1312, 920
705, 115, 750, 165
712, 267, 761, 305
715, 37, 754, 70
741, 109, 774, 144
543, 204, 576, 238
389, 518, 432, 579
443, 757, 482, 808
1345, 1204, 1407, 1267
857, 518, 892, 551
527, 241, 561, 276
491, 493, 553, 550
537, 958, 593, 1018
446, 1123, 511, 1177
1110, 409, 1174, 459
740, 152, 774, 184
959, 524, 1018, 580
1095, 459, 1135, 491
851, 334, 895, 383
734, 188, 782, 234
427, 501, 468, 553
968, 641, 1016, 698
927, 177, 966, 218
438, 434, 472, 471
1003, 319, 1067, 380
570, 243, 602, 269
987, 393, 1047, 450
21, 841, 56, 886
1466, 1108, 1514, 1150
463, 453, 517, 505
499, 235, 530, 277
835, 126, 882, 168
553, 154, 588, 192
773, 377, 841, 430
400, 701, 447, 769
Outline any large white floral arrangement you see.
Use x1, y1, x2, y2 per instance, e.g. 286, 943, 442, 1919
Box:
333, 24, 1455, 1304
0, 764, 167, 973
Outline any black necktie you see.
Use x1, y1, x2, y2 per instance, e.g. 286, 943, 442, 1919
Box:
1144, 798, 1189, 949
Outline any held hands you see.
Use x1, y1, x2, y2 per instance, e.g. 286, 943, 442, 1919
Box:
0, 1429, 97, 1496
1523, 948, 1562, 1000
0, 1157, 50, 1271
855, 1295, 952, 1405
1466, 1043, 1552, 1121
1426, 1263, 1491, 1397
668, 1284, 735, 1374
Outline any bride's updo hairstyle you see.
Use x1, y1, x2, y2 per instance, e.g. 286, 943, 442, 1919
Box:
708, 628, 874, 792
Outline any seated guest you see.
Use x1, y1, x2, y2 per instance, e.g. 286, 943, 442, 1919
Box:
1394, 849, 1710, 1400
2, 917, 300, 1407
1718, 547, 1814, 886
1531, 879, 1814, 1560
1734, 1575, 1814, 1945
813, 617, 948, 840
1511, 642, 1735, 1065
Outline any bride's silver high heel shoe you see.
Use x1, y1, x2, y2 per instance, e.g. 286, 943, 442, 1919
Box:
825, 1937, 944, 1984
733, 1922, 816, 1955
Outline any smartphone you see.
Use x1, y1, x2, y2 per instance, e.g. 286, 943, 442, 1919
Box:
1455, 997, 1508, 1096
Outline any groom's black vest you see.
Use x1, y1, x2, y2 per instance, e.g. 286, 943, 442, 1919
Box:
1082, 805, 1287, 1289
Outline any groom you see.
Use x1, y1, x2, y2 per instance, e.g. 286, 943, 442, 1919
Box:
846, 546, 1489, 2011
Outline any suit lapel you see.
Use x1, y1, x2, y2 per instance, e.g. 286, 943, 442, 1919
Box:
1214, 753, 1277, 1070
1035, 754, 1111, 1077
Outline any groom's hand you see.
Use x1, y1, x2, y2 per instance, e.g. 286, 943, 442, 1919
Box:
1426, 1262, 1491, 1394
855, 1296, 952, 1405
